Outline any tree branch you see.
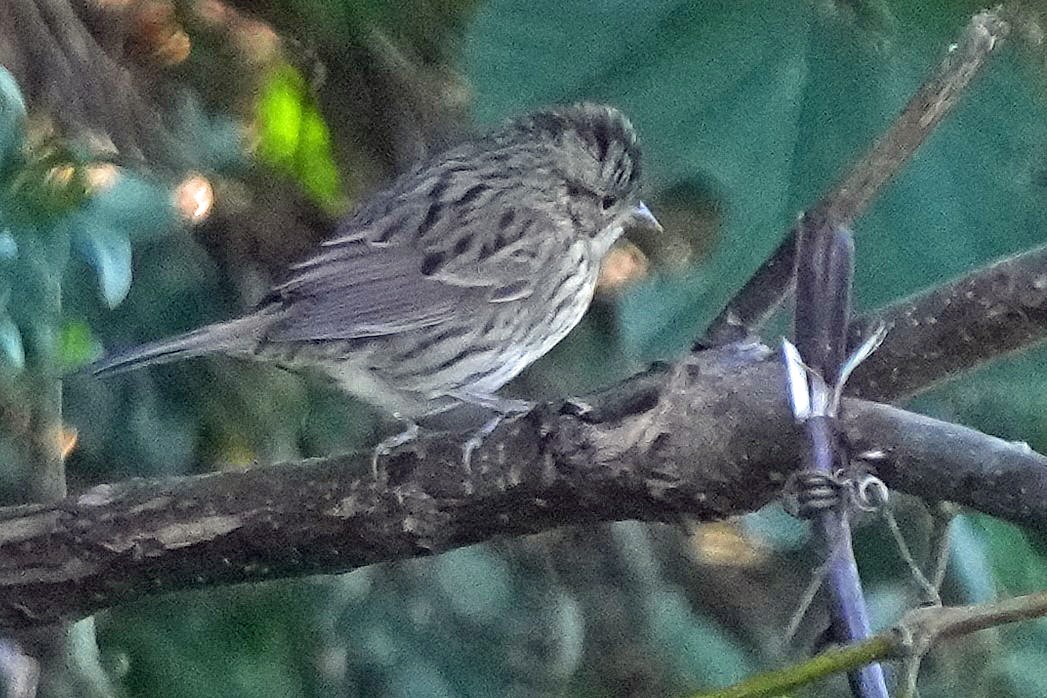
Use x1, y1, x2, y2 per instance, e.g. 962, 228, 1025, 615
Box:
2, 348, 1047, 630
695, 590, 1047, 698
848, 242, 1047, 401
702, 8, 1010, 346
845, 401, 1047, 530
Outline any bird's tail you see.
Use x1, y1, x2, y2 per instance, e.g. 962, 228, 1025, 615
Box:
89, 316, 265, 378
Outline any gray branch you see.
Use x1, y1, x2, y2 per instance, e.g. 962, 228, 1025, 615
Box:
2, 347, 1047, 630
848, 242, 1047, 401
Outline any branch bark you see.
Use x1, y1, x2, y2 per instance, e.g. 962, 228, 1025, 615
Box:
848, 242, 1047, 401
1, 3, 1044, 649
3, 348, 1047, 630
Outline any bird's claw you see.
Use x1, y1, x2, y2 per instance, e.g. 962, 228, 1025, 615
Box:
371, 422, 420, 480
461, 414, 508, 471
561, 398, 593, 418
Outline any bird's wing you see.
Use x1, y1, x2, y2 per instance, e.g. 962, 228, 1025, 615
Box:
264, 175, 566, 342
265, 243, 476, 341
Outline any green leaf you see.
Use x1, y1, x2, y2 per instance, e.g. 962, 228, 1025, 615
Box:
57, 318, 101, 370
81, 173, 177, 243
966, 514, 1047, 595
0, 314, 24, 370
0, 66, 26, 173
75, 227, 133, 308
256, 64, 342, 207
0, 230, 16, 260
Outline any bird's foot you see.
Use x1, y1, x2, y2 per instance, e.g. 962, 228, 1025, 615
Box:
461, 414, 505, 471
445, 391, 535, 472
371, 421, 420, 480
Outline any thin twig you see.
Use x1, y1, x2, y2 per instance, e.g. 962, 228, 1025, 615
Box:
694, 590, 1047, 698
882, 506, 940, 605
926, 504, 956, 592
702, 8, 1010, 347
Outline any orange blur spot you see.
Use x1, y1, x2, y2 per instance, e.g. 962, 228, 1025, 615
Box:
174, 174, 215, 224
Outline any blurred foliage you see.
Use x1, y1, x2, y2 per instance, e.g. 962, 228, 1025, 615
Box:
2, 0, 1047, 696
255, 64, 343, 209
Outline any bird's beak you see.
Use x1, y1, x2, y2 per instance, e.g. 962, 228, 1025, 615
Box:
626, 202, 663, 233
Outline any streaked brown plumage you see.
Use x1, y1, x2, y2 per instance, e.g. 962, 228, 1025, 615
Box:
91, 104, 659, 425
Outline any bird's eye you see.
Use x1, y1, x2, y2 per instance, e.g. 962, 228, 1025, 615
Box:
601, 195, 617, 210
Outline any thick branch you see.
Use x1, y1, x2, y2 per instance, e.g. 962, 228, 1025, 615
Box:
845, 402, 1047, 531
848, 242, 1047, 401
2, 350, 1047, 630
